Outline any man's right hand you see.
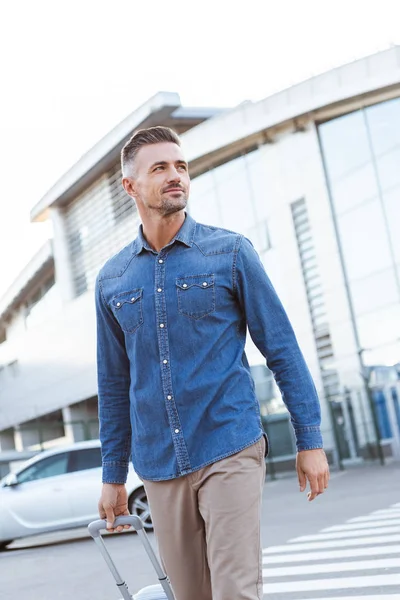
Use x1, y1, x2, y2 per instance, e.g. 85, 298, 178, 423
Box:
98, 483, 131, 533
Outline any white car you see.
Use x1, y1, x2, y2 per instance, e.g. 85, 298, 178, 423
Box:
0, 439, 152, 550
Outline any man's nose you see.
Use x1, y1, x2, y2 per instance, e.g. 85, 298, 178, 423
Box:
167, 167, 181, 182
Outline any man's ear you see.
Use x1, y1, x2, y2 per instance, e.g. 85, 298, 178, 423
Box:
122, 177, 136, 198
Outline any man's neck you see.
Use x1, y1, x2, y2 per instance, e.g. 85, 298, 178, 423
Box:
141, 211, 186, 252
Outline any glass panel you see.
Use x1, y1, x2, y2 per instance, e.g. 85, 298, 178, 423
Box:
382, 186, 400, 262
319, 110, 372, 181
337, 200, 393, 280
68, 447, 102, 472
350, 268, 399, 316
357, 304, 400, 366
376, 147, 400, 192
365, 97, 400, 156
329, 163, 378, 214
17, 453, 69, 483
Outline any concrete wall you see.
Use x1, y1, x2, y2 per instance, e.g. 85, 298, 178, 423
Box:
0, 290, 98, 431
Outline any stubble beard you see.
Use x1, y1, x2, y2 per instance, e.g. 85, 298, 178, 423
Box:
156, 192, 188, 217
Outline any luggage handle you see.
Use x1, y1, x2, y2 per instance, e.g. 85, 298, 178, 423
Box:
88, 515, 144, 537
88, 516, 175, 600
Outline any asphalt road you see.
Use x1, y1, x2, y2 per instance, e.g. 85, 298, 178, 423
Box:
1, 461, 400, 600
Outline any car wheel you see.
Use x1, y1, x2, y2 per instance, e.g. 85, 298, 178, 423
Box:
129, 487, 153, 531
0, 540, 13, 551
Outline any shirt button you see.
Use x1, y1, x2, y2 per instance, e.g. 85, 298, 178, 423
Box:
202, 282, 208, 287
157, 288, 162, 292
182, 283, 188, 288
160, 323, 165, 328
159, 259, 164, 264
167, 395, 172, 400
175, 429, 180, 434
116, 302, 121, 307
163, 359, 168, 364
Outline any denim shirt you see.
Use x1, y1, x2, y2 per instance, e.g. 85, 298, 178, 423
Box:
95, 213, 323, 483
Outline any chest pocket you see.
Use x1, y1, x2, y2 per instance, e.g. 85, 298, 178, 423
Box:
109, 288, 143, 333
176, 274, 215, 320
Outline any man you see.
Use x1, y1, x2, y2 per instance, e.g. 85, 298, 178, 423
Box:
96, 126, 329, 600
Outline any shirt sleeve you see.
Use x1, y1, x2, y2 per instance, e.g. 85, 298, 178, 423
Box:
95, 276, 132, 483
233, 235, 324, 452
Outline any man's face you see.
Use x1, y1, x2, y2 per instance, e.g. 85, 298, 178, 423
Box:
126, 142, 190, 216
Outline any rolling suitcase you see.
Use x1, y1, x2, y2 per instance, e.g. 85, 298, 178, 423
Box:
88, 515, 175, 599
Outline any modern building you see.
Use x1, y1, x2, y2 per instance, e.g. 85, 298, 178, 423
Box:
1, 48, 400, 469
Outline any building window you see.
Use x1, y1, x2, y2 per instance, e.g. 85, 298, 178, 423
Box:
65, 163, 141, 297
108, 163, 137, 224
318, 96, 400, 368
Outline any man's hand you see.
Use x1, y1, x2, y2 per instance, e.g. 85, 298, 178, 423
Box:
98, 483, 131, 532
296, 448, 330, 501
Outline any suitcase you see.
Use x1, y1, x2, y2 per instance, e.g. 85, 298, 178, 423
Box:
88, 515, 175, 599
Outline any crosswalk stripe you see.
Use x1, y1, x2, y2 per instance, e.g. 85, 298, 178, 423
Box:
262, 544, 400, 563
392, 503, 400, 508
262, 573, 400, 593
262, 557, 400, 577
299, 596, 400, 600
349, 511, 400, 522
263, 533, 400, 553
322, 518, 400, 531
291, 524, 400, 542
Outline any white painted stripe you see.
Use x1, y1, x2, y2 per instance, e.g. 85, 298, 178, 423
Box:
263, 533, 400, 553
291, 525, 400, 542
263, 573, 400, 593
262, 544, 400, 563
263, 557, 400, 577
372, 508, 400, 515
299, 596, 400, 600
392, 503, 400, 508
349, 512, 400, 522
323, 518, 400, 531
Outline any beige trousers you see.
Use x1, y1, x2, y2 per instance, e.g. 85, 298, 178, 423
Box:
143, 437, 266, 600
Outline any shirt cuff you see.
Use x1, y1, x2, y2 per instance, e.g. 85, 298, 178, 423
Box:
102, 462, 129, 484
294, 426, 324, 452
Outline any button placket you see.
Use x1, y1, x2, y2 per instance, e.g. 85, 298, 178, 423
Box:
154, 253, 191, 474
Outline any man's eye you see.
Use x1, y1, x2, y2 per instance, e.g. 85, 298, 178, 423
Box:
154, 166, 164, 171
178, 165, 187, 171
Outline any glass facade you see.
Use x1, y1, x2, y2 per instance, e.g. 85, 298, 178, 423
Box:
319, 97, 400, 370
189, 149, 284, 420
189, 149, 272, 259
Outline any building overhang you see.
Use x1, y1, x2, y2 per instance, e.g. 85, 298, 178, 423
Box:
182, 46, 400, 176
0, 240, 54, 323
30, 92, 225, 222
29, 47, 400, 221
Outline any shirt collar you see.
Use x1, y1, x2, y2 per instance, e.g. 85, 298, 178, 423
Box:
133, 212, 196, 255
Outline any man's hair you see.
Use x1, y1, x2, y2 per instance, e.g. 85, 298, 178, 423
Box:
121, 126, 181, 176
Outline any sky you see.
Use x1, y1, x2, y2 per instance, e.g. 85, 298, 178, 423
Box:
0, 0, 399, 299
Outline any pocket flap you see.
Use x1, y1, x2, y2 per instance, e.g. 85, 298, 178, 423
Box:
111, 288, 143, 309
176, 274, 214, 291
